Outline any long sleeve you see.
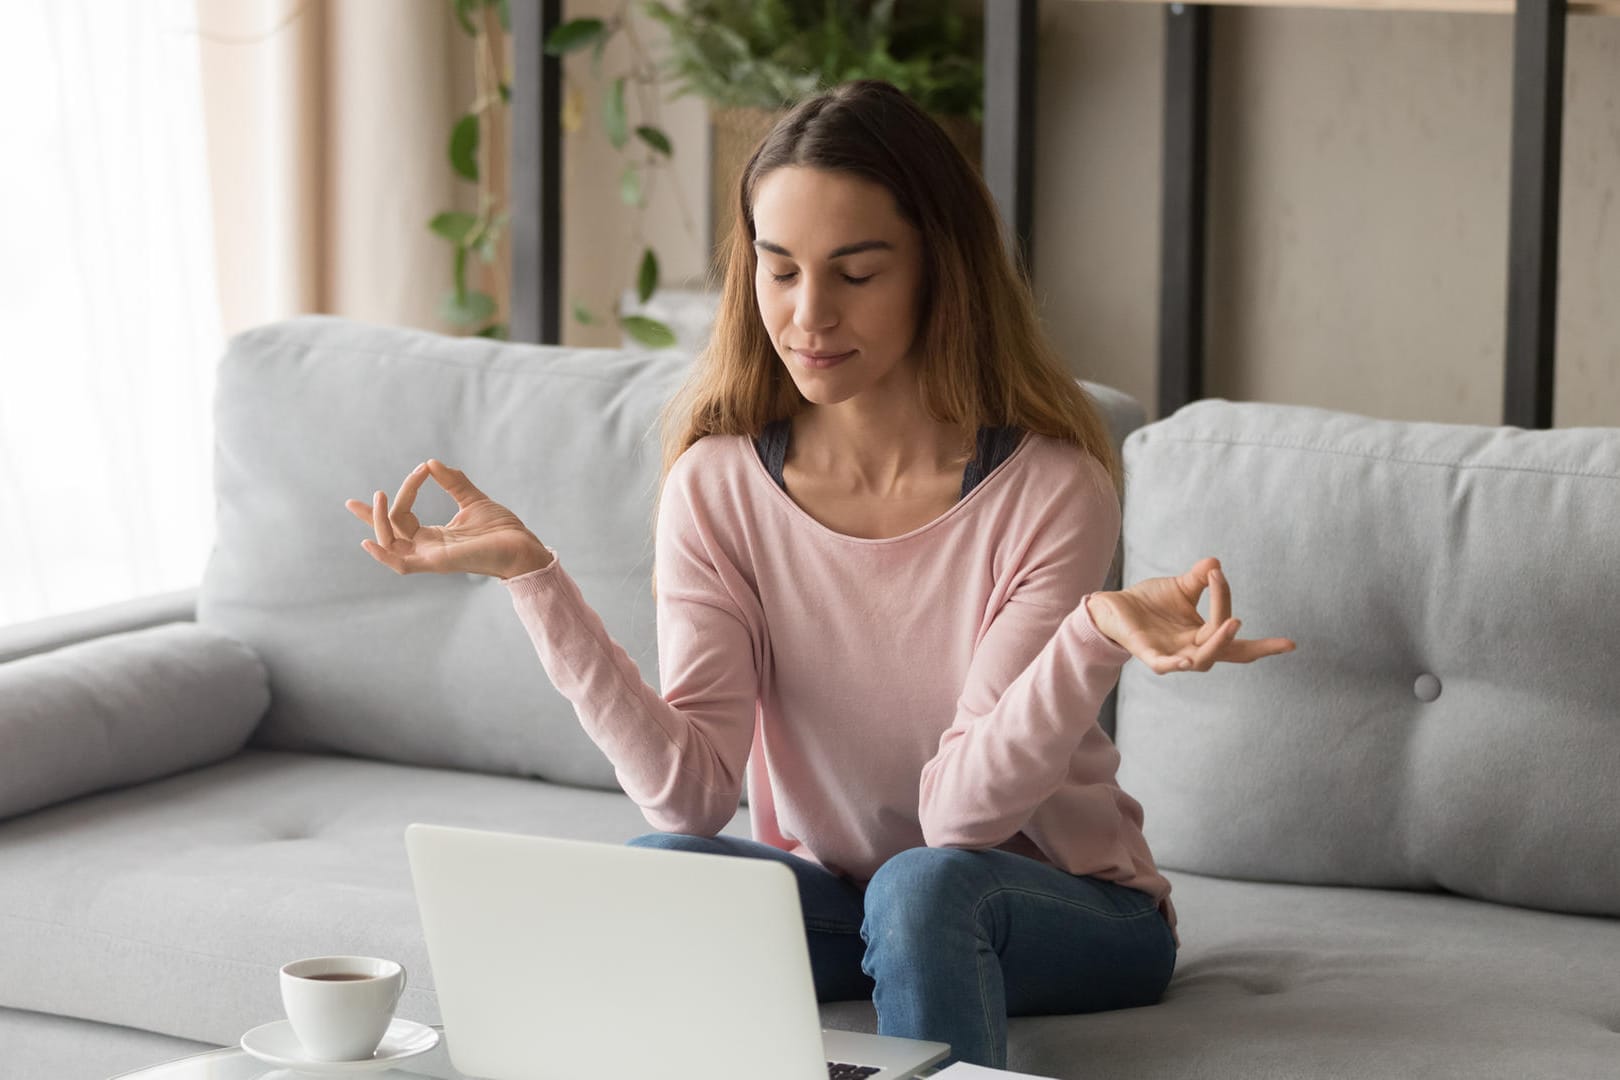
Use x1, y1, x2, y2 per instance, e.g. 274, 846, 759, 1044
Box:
503, 460, 760, 836
916, 457, 1132, 851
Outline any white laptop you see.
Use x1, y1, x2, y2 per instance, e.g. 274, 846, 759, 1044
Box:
404, 823, 951, 1080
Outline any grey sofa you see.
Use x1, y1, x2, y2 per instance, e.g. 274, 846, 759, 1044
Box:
3, 315, 1616, 1080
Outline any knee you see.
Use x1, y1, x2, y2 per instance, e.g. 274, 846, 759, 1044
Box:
863, 846, 997, 937
625, 831, 714, 852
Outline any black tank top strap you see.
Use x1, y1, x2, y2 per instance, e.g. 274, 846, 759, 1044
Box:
753, 419, 1023, 499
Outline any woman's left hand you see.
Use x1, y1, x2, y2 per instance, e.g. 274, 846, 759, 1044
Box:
1085, 556, 1298, 675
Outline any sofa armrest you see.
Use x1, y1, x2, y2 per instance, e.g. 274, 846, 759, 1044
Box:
0, 587, 198, 665
0, 619, 268, 820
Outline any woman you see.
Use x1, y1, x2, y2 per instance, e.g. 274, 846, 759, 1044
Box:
349, 79, 1296, 1071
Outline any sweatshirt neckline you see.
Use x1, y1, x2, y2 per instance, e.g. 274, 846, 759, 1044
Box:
739, 428, 1035, 546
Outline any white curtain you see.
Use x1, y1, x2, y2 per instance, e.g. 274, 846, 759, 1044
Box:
0, 0, 222, 626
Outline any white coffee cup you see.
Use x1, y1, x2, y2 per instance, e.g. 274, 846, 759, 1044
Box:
279, 955, 407, 1061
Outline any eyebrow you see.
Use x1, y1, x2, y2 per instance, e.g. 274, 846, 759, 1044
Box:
753, 239, 894, 260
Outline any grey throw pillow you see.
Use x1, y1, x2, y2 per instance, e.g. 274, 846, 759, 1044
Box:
0, 622, 268, 820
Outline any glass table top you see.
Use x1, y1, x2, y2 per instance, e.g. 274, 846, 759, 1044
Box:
106, 1026, 472, 1080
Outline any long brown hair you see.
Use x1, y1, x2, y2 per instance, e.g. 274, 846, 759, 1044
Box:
650, 79, 1123, 594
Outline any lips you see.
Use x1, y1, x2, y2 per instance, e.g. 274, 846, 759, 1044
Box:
795, 348, 854, 368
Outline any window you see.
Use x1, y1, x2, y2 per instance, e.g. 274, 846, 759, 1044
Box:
0, 1, 222, 626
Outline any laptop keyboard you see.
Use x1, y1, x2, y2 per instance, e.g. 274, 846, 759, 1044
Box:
827, 1063, 882, 1079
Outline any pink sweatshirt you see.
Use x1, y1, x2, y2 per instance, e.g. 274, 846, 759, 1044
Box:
502, 430, 1179, 947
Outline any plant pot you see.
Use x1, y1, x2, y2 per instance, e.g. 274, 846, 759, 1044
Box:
709, 105, 984, 259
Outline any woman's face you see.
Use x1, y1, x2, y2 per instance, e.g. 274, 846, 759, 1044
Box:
750, 166, 925, 406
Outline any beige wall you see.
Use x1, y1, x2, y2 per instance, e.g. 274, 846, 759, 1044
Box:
200, 4, 1617, 428
1034, 4, 1620, 426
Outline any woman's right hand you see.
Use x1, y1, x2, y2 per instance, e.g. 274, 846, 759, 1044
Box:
344, 459, 552, 579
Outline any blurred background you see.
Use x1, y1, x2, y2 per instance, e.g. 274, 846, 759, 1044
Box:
0, 0, 1615, 628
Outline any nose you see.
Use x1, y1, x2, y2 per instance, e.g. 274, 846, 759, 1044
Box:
792, 275, 838, 335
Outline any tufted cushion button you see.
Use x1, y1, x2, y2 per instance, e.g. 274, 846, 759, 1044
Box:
1414, 673, 1442, 702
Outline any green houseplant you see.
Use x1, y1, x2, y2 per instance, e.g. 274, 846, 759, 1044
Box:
646, 0, 983, 119
431, 0, 512, 340
501, 0, 985, 347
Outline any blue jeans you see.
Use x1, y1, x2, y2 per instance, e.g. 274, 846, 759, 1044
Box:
626, 833, 1177, 1070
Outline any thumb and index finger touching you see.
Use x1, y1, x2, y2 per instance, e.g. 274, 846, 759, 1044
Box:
1179, 556, 1298, 663
345, 459, 491, 575
343, 459, 487, 521
396, 459, 488, 514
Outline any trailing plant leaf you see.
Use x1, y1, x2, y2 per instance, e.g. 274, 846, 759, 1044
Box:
637, 248, 659, 303
429, 211, 480, 244
545, 17, 608, 55
572, 300, 596, 325
635, 125, 673, 156
620, 315, 677, 349
603, 77, 629, 148
620, 164, 642, 206
449, 114, 479, 181
442, 289, 497, 327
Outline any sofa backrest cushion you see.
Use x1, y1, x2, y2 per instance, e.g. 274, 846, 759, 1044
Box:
199, 316, 1147, 791
1113, 398, 1620, 918
200, 317, 683, 790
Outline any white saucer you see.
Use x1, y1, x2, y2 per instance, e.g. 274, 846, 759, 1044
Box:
240, 1018, 440, 1074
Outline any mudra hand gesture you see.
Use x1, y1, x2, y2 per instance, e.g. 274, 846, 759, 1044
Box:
343, 459, 551, 580
1086, 556, 1297, 675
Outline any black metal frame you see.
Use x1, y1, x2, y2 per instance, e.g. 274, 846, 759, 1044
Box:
508, 0, 1570, 429
1504, 0, 1567, 429
1158, 3, 1212, 422
509, 0, 562, 345
984, 0, 1039, 280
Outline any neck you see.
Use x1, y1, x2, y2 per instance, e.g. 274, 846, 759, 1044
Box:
789, 388, 971, 496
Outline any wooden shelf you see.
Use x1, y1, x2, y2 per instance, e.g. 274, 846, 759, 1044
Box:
1070, 0, 1619, 16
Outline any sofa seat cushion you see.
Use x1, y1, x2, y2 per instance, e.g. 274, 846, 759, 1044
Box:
0, 748, 748, 1056
820, 870, 1620, 1079
5, 748, 1616, 1079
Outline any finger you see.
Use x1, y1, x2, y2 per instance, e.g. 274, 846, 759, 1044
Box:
344, 499, 374, 524
1151, 635, 1214, 674
1208, 565, 1230, 632
360, 537, 419, 575
391, 462, 430, 528
424, 459, 489, 507
1149, 649, 1192, 675
1214, 636, 1299, 664
1180, 556, 1220, 595
1188, 618, 1241, 671
372, 490, 397, 551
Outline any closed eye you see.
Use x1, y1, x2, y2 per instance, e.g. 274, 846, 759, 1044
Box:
770, 271, 873, 286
